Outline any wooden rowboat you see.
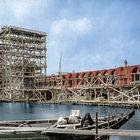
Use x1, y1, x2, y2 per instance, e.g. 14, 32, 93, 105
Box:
0, 110, 135, 140
42, 110, 135, 140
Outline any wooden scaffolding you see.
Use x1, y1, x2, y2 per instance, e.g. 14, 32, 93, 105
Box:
45, 67, 140, 107
0, 26, 47, 102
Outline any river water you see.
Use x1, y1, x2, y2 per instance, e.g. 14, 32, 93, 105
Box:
0, 103, 139, 140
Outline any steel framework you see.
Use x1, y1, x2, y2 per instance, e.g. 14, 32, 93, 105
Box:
0, 26, 47, 102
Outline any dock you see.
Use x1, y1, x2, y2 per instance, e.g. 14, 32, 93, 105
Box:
43, 128, 140, 137
0, 127, 49, 140
0, 127, 140, 137
0, 127, 46, 134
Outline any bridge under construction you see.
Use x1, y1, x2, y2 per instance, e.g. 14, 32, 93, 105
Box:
0, 25, 140, 108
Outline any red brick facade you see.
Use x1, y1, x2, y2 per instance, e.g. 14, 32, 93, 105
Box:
46, 65, 140, 88
38, 64, 140, 102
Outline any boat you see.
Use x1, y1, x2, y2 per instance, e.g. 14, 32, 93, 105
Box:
0, 109, 135, 140
42, 109, 135, 140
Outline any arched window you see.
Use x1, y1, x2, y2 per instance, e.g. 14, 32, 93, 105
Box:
111, 70, 116, 75
132, 67, 140, 82
103, 71, 108, 84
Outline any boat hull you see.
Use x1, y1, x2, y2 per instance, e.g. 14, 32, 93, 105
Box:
0, 110, 135, 140
43, 110, 135, 140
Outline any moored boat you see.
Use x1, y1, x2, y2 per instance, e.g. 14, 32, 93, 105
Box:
0, 109, 135, 140
42, 109, 135, 140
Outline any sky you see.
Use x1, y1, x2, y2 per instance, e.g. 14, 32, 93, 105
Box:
0, 0, 140, 75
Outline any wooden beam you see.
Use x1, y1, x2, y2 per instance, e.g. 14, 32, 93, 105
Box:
43, 128, 140, 137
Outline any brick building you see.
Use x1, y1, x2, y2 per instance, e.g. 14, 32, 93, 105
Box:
43, 65, 140, 104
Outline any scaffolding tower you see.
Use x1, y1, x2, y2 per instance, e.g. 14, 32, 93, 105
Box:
0, 26, 47, 102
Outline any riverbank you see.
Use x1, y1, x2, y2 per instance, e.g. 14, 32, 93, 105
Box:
0, 98, 140, 108
45, 99, 140, 108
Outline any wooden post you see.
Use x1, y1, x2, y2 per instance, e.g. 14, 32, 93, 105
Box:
94, 112, 99, 140
107, 111, 110, 140
26, 92, 29, 104
107, 111, 110, 129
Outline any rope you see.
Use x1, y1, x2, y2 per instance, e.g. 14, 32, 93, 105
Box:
131, 118, 140, 123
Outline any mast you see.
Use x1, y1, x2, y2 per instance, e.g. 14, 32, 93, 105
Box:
58, 52, 62, 74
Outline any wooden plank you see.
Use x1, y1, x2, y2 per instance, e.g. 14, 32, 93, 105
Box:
0, 127, 46, 134
103, 129, 140, 137
0, 127, 139, 137
43, 128, 140, 137
0, 119, 56, 127
18, 121, 29, 127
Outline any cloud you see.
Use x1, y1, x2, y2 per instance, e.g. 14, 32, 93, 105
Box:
9, 1, 32, 20
0, 0, 47, 22
50, 18, 92, 38
46, 18, 93, 74
0, 0, 139, 74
